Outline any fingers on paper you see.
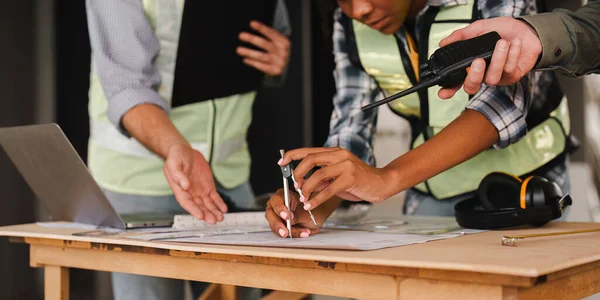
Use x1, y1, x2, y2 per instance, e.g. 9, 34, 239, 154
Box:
197, 195, 222, 224
266, 198, 292, 237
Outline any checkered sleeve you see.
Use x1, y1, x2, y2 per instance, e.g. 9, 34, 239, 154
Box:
323, 9, 380, 166
465, 0, 542, 148
466, 83, 529, 148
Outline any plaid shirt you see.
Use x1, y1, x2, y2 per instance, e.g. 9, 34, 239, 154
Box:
324, 0, 570, 213
324, 0, 547, 167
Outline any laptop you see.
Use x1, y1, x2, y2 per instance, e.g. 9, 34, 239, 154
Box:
0, 123, 174, 229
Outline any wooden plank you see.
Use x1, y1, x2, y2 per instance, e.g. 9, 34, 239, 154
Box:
22, 238, 536, 288
417, 269, 536, 288
24, 237, 172, 256
397, 277, 504, 300
197, 283, 221, 300
30, 245, 41, 268
30, 244, 398, 299
545, 259, 600, 282
260, 291, 309, 300
44, 265, 69, 300
517, 264, 600, 300
6, 221, 600, 279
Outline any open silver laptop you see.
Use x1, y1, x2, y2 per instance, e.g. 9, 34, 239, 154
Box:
0, 123, 174, 229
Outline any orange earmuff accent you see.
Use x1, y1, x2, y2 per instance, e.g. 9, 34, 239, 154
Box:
495, 171, 523, 183
520, 176, 534, 209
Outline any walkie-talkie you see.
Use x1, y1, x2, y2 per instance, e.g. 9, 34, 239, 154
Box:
361, 31, 501, 112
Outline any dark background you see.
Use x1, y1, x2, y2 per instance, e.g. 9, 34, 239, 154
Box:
0, 0, 335, 298
0, 2, 39, 299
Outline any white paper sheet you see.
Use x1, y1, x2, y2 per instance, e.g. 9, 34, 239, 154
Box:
121, 212, 483, 250
158, 229, 464, 250
37, 221, 103, 230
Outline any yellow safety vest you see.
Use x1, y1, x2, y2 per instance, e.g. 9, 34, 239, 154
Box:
87, 0, 255, 196
351, 0, 570, 199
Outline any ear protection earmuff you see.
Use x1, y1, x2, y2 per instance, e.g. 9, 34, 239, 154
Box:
455, 172, 572, 229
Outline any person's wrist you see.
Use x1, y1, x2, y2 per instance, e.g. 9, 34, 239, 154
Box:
381, 165, 403, 200
313, 195, 342, 223
520, 19, 543, 66
164, 140, 191, 159
516, 16, 549, 68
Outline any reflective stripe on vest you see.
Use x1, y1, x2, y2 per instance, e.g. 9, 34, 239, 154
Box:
87, 0, 254, 196
413, 98, 569, 199
353, 22, 421, 118
352, 1, 570, 199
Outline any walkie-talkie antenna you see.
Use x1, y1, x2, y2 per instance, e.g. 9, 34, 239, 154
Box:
361, 50, 494, 113
361, 76, 442, 112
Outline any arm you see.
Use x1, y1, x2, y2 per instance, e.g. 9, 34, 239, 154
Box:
382, 110, 497, 194
86, 0, 184, 158
279, 1, 534, 209
519, 0, 600, 77
86, 0, 227, 223
280, 107, 501, 208
438, 0, 600, 99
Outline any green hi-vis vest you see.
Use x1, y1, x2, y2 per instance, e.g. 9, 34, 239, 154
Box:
350, 0, 570, 200
87, 0, 254, 196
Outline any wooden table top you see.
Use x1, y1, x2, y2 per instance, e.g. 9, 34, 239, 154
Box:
1, 221, 600, 279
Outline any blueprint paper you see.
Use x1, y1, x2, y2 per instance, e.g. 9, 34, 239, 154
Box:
130, 226, 271, 241
122, 212, 483, 250
158, 229, 463, 250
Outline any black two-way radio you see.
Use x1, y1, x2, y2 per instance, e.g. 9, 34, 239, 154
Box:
361, 31, 502, 112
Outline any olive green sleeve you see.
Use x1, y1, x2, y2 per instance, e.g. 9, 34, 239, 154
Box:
518, 0, 600, 77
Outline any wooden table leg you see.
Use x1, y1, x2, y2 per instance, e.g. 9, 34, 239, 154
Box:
197, 284, 237, 300
261, 291, 310, 300
220, 285, 237, 300
45, 265, 69, 300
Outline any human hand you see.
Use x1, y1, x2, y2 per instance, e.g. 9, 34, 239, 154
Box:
437, 17, 542, 99
163, 144, 228, 224
237, 20, 291, 76
265, 189, 337, 238
278, 147, 397, 211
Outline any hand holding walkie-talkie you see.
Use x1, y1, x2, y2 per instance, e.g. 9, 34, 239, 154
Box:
361, 31, 501, 112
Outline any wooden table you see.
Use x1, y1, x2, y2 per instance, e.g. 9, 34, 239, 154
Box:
2, 221, 600, 300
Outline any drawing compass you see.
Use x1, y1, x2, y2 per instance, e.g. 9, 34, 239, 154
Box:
279, 150, 318, 238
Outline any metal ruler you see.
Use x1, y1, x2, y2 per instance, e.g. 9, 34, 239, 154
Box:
173, 212, 267, 230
